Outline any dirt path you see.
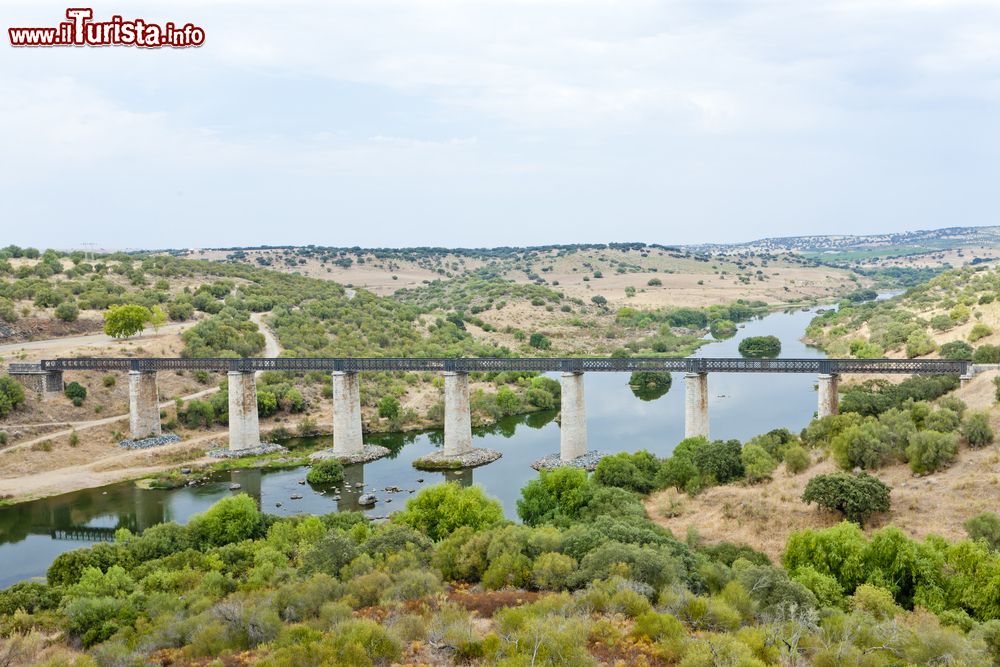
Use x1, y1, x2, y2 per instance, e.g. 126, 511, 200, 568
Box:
0, 322, 192, 357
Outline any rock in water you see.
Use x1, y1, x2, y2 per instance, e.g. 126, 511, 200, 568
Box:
358, 493, 376, 505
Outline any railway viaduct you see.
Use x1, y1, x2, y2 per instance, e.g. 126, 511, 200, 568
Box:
8, 357, 973, 466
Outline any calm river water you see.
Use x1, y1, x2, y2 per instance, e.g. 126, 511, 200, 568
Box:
0, 306, 827, 587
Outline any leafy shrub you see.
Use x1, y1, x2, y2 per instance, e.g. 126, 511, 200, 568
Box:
0, 376, 27, 417
64, 381, 87, 406
830, 421, 893, 470
905, 430, 958, 474
532, 552, 577, 591
801, 472, 891, 525
964, 512, 1000, 551
394, 483, 503, 541
940, 340, 974, 361
54, 300, 80, 322
737, 335, 781, 358
528, 332, 551, 349
593, 451, 660, 493
839, 375, 959, 417
974, 344, 1000, 363
692, 439, 744, 484
969, 322, 993, 342
740, 444, 776, 483
905, 330, 937, 358
517, 467, 592, 526
783, 445, 810, 474
188, 494, 263, 547
306, 458, 345, 485
377, 396, 400, 420
962, 412, 994, 447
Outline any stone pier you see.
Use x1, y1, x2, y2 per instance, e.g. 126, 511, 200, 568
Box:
684, 372, 710, 439
310, 371, 390, 464
331, 371, 363, 457
559, 372, 588, 461
228, 371, 261, 451
817, 373, 840, 418
443, 371, 473, 456
128, 370, 161, 440
412, 371, 500, 469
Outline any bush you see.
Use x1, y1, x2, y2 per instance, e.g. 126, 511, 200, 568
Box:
647, 278, 662, 286
306, 458, 345, 485
188, 494, 263, 547
969, 322, 993, 342
103, 304, 151, 338
940, 340, 974, 361
394, 483, 503, 541
801, 472, 891, 526
905, 330, 937, 358
593, 451, 660, 493
517, 467, 592, 526
528, 332, 551, 349
962, 412, 994, 447
737, 335, 781, 358
905, 430, 958, 474
0, 376, 27, 417
830, 421, 893, 470
377, 395, 400, 420
783, 445, 811, 474
532, 552, 577, 591
64, 381, 87, 406
963, 512, 1000, 552
54, 300, 80, 322
692, 439, 744, 484
740, 444, 776, 484
976, 344, 1000, 364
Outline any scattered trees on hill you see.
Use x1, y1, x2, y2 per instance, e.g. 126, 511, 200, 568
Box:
103, 304, 151, 338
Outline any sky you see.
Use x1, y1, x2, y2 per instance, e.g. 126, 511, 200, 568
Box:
2, 0, 999, 250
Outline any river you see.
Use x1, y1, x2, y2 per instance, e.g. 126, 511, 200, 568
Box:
0, 305, 827, 588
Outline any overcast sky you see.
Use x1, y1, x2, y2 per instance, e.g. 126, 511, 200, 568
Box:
2, 1, 999, 250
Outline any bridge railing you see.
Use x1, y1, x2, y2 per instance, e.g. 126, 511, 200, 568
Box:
34, 357, 971, 375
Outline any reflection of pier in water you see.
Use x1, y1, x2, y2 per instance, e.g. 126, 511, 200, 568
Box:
51, 527, 117, 542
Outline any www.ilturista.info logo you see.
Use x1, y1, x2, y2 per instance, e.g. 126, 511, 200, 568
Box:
9, 8, 205, 48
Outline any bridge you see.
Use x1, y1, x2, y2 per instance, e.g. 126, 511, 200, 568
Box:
9, 357, 973, 468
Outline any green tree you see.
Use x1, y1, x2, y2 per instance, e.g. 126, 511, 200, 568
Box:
64, 381, 87, 406
517, 467, 592, 526
0, 376, 26, 417
965, 512, 1000, 551
830, 421, 892, 470
528, 332, 551, 350
149, 305, 168, 333
377, 396, 401, 420
962, 412, 994, 448
394, 483, 503, 541
187, 494, 263, 547
103, 304, 151, 339
737, 335, 781, 358
306, 458, 345, 485
801, 472, 891, 526
54, 300, 80, 322
905, 430, 958, 474
741, 444, 777, 484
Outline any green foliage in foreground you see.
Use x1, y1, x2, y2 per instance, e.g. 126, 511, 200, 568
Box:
0, 375, 26, 418
6, 469, 1000, 665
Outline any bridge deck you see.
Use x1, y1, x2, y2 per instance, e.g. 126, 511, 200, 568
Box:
28, 357, 970, 374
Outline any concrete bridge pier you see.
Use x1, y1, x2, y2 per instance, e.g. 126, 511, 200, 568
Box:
684, 372, 710, 439
228, 371, 261, 451
413, 370, 501, 469
559, 372, 588, 461
817, 373, 840, 418
128, 370, 161, 440
331, 371, 364, 457
443, 371, 473, 456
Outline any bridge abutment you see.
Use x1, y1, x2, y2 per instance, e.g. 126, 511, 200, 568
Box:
817, 373, 840, 418
128, 370, 161, 439
8, 366, 63, 399
331, 371, 364, 457
560, 372, 588, 461
228, 371, 261, 451
684, 372, 710, 439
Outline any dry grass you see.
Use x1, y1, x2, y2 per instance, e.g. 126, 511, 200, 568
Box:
646, 402, 1000, 563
